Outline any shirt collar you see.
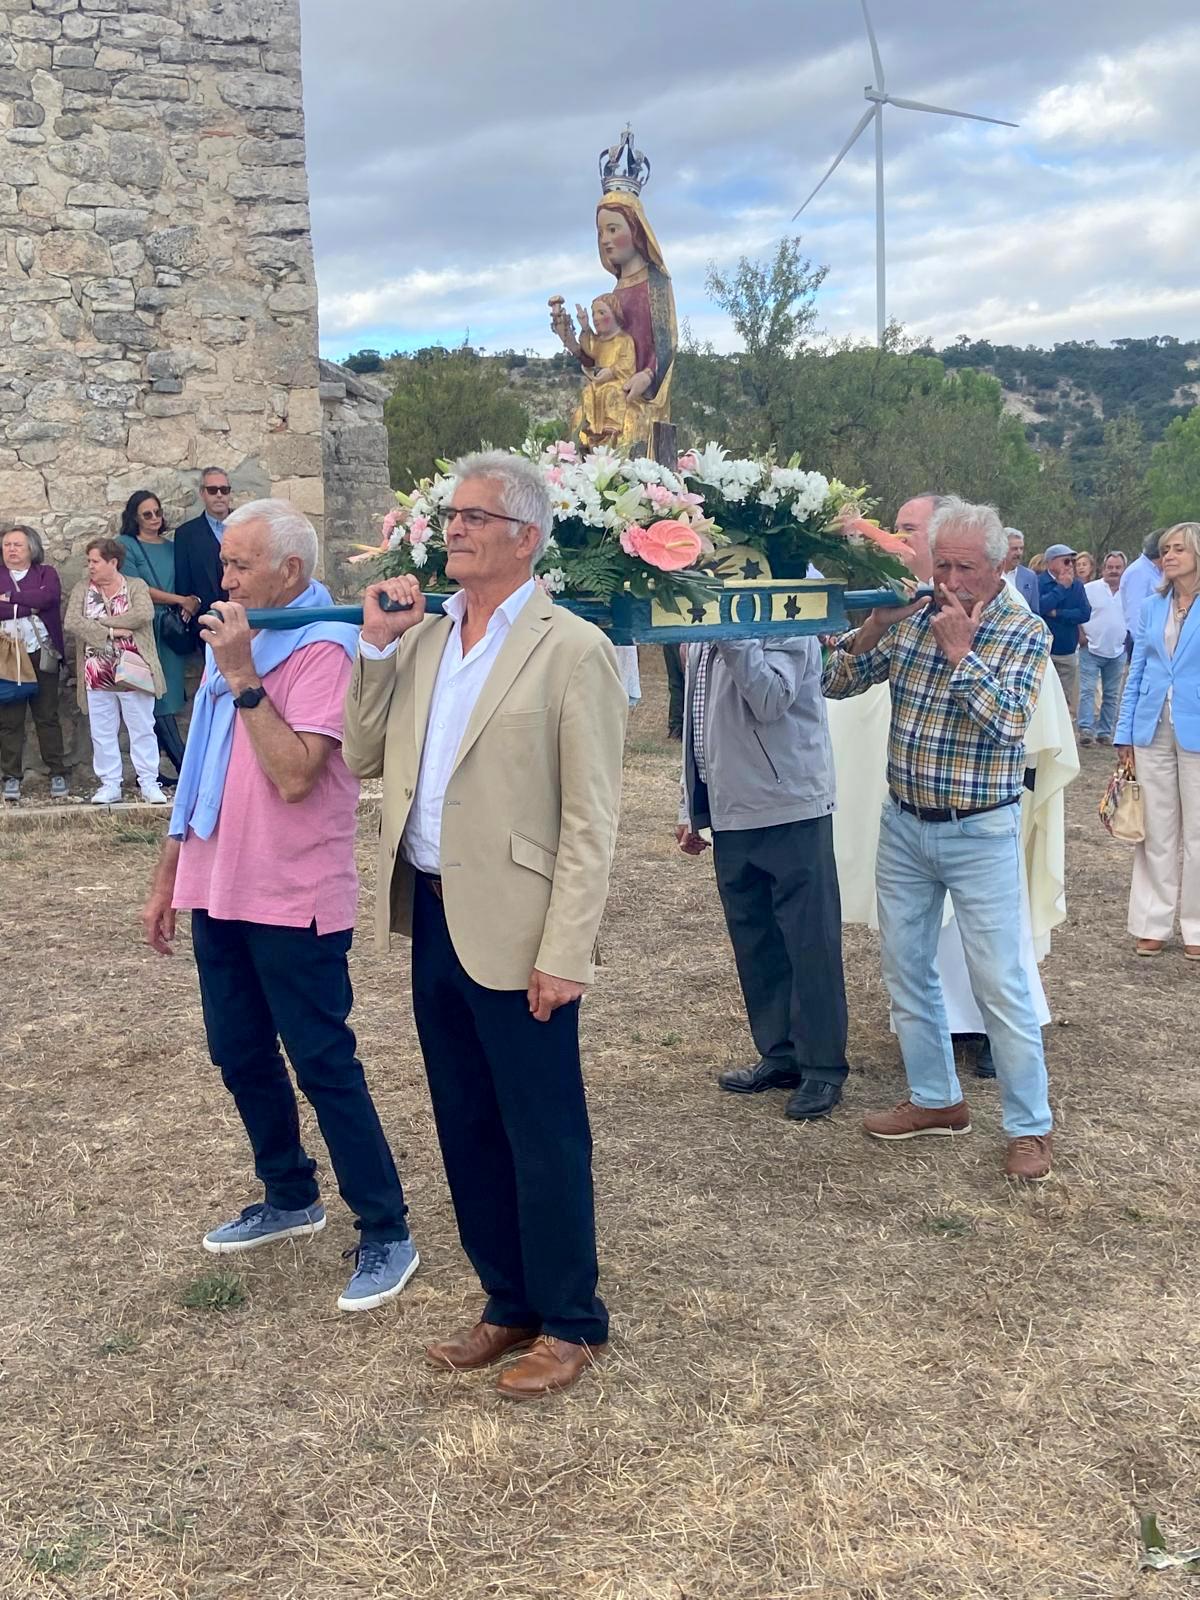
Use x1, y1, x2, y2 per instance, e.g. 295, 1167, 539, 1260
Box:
442, 576, 537, 632
206, 512, 225, 536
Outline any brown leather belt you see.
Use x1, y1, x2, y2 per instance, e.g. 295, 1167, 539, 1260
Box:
418, 872, 444, 901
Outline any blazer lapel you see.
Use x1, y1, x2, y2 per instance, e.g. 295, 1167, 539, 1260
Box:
1173, 594, 1200, 668
411, 614, 451, 758
450, 590, 553, 778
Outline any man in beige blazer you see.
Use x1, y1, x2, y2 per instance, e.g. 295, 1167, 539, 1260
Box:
342, 451, 627, 1400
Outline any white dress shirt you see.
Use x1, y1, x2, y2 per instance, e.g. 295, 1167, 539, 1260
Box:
1082, 579, 1127, 657
359, 578, 536, 873
1003, 568, 1031, 611
1120, 555, 1159, 638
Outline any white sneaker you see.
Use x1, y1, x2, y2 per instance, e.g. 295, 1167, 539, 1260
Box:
140, 784, 170, 805
2, 777, 18, 803
49, 775, 68, 799
91, 785, 122, 806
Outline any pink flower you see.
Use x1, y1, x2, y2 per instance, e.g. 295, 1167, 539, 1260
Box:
407, 513, 430, 543
546, 465, 565, 486
646, 482, 675, 507
677, 451, 699, 473
624, 519, 704, 572
678, 490, 705, 508
381, 507, 401, 537
554, 441, 578, 463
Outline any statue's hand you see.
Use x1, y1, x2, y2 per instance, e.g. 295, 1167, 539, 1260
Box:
593, 367, 614, 383
624, 369, 654, 400
574, 303, 592, 334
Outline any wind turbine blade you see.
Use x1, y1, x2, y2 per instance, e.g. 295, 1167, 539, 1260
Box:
860, 0, 885, 91
792, 106, 876, 219
886, 95, 1018, 128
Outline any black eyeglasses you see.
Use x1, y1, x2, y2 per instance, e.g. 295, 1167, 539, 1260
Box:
202, 484, 231, 496
440, 507, 523, 533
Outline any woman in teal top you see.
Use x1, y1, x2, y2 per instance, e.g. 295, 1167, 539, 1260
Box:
117, 491, 202, 780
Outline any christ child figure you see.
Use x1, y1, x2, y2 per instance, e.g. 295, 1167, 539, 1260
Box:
575, 293, 638, 447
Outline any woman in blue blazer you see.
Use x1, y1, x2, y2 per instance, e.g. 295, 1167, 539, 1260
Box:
1115, 522, 1200, 958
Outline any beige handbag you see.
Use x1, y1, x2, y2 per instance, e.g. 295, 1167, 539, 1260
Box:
1099, 761, 1145, 844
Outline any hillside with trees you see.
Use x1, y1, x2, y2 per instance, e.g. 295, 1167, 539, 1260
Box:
343, 243, 1198, 558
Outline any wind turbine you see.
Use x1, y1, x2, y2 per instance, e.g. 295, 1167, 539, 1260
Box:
794, 0, 1018, 344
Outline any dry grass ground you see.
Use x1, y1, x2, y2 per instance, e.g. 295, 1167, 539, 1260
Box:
1, 653, 1197, 1600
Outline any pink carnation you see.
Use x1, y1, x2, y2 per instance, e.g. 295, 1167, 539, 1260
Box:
677, 451, 699, 473
554, 441, 578, 463
407, 513, 430, 543
381, 507, 401, 537
646, 482, 675, 507
624, 519, 704, 572
546, 465, 565, 485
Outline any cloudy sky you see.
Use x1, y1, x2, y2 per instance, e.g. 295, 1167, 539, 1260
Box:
299, 0, 1199, 362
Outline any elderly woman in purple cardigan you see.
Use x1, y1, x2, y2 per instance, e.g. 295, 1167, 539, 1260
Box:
0, 524, 69, 801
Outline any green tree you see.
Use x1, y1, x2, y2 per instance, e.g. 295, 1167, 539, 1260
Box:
1146, 407, 1200, 526
1088, 415, 1151, 562
383, 351, 530, 486
343, 348, 383, 374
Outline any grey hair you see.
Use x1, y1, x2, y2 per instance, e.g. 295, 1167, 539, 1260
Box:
1144, 528, 1166, 561
1003, 526, 1024, 542
224, 498, 318, 581
927, 496, 1008, 565
453, 450, 553, 561
199, 465, 229, 484
2, 523, 45, 564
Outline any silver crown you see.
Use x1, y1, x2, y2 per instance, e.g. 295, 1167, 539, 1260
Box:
599, 125, 650, 195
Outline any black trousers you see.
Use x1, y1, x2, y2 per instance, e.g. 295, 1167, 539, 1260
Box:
663, 645, 684, 736
712, 814, 849, 1085
192, 911, 409, 1241
410, 875, 607, 1345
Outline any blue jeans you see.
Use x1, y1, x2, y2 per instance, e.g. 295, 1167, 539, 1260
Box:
1077, 648, 1125, 738
875, 799, 1051, 1137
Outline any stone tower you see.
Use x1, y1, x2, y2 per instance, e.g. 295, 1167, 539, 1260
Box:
0, 0, 325, 564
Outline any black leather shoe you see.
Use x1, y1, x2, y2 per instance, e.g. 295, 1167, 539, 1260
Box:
785, 1080, 843, 1120
973, 1036, 996, 1079
718, 1059, 802, 1094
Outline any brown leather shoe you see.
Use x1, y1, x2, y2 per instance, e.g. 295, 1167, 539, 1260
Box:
495, 1335, 606, 1401
862, 1098, 972, 1140
425, 1320, 539, 1371
1005, 1134, 1053, 1183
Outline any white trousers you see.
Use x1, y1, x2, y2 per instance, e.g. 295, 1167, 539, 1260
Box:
1129, 714, 1200, 944
87, 688, 160, 791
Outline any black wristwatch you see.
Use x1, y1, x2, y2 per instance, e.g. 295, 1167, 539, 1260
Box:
233, 683, 267, 711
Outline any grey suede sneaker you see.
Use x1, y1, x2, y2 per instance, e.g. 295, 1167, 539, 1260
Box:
203, 1201, 326, 1254
337, 1238, 420, 1312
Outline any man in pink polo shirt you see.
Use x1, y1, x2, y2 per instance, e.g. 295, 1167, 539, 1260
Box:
142, 500, 416, 1313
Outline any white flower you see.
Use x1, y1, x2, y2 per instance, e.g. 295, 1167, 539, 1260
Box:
539, 566, 567, 594
410, 541, 428, 568
690, 441, 730, 483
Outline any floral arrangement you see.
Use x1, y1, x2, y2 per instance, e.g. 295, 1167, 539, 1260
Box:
365, 439, 910, 605
371, 441, 723, 610
678, 443, 911, 587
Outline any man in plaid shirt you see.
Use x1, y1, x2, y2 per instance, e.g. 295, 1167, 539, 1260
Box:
823, 496, 1055, 1182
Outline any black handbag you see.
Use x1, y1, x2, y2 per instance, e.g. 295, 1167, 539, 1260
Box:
159, 605, 195, 656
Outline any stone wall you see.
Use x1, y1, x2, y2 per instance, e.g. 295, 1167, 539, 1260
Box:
0, 0, 323, 569
319, 358, 393, 595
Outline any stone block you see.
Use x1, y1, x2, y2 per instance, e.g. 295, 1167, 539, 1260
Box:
262, 49, 300, 74
7, 127, 46, 146
144, 223, 205, 268
237, 136, 305, 167
0, 183, 16, 213
11, 14, 61, 38
53, 113, 91, 139
115, 71, 191, 100
127, 415, 190, 464
14, 39, 51, 66
94, 45, 138, 69
92, 310, 155, 348
60, 11, 98, 37
196, 407, 229, 433
150, 376, 182, 392
5, 157, 39, 185
226, 166, 308, 203
9, 304, 54, 341
270, 474, 323, 516
264, 431, 321, 478
14, 237, 35, 271
244, 235, 313, 278
5, 418, 71, 447
82, 275, 135, 310
157, 39, 259, 65
0, 465, 48, 511
80, 410, 128, 447
107, 131, 163, 190
109, 237, 144, 273
190, 0, 273, 42
94, 206, 150, 240
134, 286, 180, 311
201, 317, 248, 344
146, 347, 214, 379
0, 65, 33, 95
285, 387, 321, 434
94, 358, 139, 380
244, 202, 309, 237
187, 282, 263, 317
16, 438, 62, 468
58, 68, 112, 93
36, 230, 112, 276
217, 70, 301, 112
52, 42, 95, 65
48, 138, 107, 181
98, 10, 181, 44
26, 380, 86, 421
67, 182, 131, 206
244, 108, 304, 138
30, 0, 78, 12
0, 275, 71, 304
268, 282, 316, 314
142, 393, 189, 416
14, 101, 46, 127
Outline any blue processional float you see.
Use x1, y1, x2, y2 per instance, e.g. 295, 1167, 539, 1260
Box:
247, 127, 920, 637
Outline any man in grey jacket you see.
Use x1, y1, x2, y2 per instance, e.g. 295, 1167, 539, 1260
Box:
676, 638, 849, 1120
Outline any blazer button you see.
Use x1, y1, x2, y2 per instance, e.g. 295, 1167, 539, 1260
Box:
404, 786, 413, 798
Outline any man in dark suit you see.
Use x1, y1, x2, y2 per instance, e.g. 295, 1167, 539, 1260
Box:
1003, 528, 1041, 615
174, 467, 233, 637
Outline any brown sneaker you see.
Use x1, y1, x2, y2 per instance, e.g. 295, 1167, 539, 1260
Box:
495, 1335, 606, 1401
1004, 1134, 1053, 1183
863, 1098, 972, 1141
425, 1320, 539, 1371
